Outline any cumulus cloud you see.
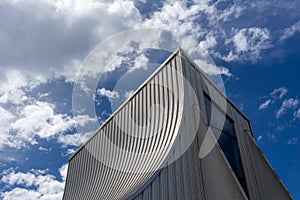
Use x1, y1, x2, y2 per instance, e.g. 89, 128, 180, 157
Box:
59, 164, 68, 182
194, 59, 232, 77
57, 132, 93, 147
0, 0, 257, 94
5, 0, 292, 153
280, 20, 300, 40
97, 88, 120, 101
0, 98, 96, 149
0, 106, 14, 149
1, 0, 299, 88
0, 65, 97, 150
128, 54, 149, 72
0, 70, 45, 105
1, 164, 67, 200
0, 0, 141, 83
276, 98, 299, 118
199, 34, 217, 51
9, 101, 95, 148
138, 1, 238, 75
228, 27, 271, 62
0, 1, 297, 150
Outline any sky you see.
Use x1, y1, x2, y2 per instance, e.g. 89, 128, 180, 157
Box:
0, 0, 300, 199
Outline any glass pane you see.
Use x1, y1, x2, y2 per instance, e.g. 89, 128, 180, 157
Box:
204, 94, 235, 136
204, 95, 225, 130
205, 93, 248, 194
223, 118, 235, 137
210, 126, 248, 194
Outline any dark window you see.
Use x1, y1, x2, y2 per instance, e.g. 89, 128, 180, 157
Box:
204, 93, 248, 194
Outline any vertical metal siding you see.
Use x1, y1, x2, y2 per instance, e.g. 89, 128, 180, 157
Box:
63, 49, 292, 200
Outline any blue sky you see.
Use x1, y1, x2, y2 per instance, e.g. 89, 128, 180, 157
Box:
0, 0, 299, 199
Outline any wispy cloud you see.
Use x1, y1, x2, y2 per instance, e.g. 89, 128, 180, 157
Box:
259, 99, 271, 110
57, 132, 93, 147
38, 146, 52, 152
270, 87, 288, 99
276, 98, 299, 118
280, 20, 300, 41
258, 87, 288, 110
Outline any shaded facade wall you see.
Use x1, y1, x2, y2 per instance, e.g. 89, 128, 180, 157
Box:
63, 50, 292, 200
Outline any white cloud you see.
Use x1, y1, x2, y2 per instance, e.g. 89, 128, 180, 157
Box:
11, 101, 67, 139
59, 164, 68, 182
29, 169, 49, 175
258, 87, 289, 111
0, 98, 96, 149
0, 0, 298, 154
97, 88, 120, 101
270, 87, 288, 99
0, 106, 14, 148
217, 3, 245, 22
276, 98, 299, 118
128, 54, 149, 72
139, 1, 235, 75
231, 27, 271, 61
195, 59, 232, 77
215, 27, 272, 62
107, 0, 142, 25
0, 0, 297, 89
57, 132, 93, 147
1, 188, 41, 200
280, 20, 300, 40
0, 0, 142, 83
1, 164, 67, 200
0, 70, 45, 105
38, 146, 52, 152
259, 99, 271, 110
142, 1, 203, 33
199, 34, 217, 51
64, 149, 76, 156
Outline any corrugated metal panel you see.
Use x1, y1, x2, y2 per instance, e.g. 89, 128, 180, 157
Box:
63, 52, 184, 200
64, 49, 291, 200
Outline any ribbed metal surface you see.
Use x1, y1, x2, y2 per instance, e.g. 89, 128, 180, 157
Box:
63, 52, 184, 200
127, 51, 247, 200
63, 49, 292, 200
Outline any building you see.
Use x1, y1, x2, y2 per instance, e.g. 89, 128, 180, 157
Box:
63, 49, 292, 200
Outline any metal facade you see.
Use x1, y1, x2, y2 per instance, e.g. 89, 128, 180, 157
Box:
63, 49, 292, 200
